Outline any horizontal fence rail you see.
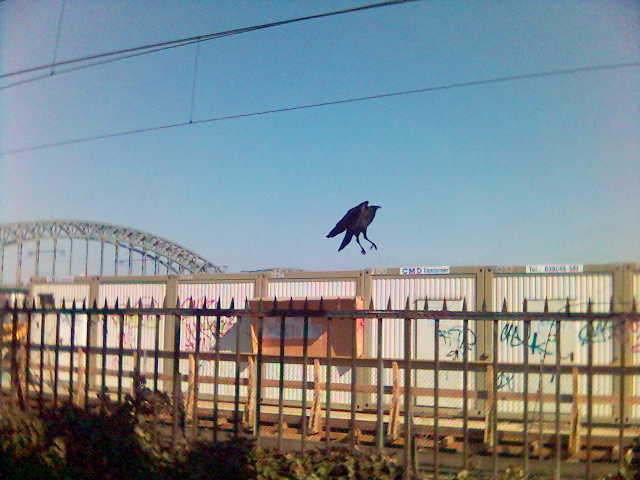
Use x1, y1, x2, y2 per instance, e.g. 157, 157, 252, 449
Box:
1, 297, 639, 480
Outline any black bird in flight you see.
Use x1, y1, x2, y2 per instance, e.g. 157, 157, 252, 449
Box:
326, 201, 381, 255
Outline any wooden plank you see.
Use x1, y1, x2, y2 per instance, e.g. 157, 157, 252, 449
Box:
389, 361, 401, 442
568, 367, 583, 462
308, 359, 322, 434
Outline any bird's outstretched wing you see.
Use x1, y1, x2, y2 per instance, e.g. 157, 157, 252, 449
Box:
326, 201, 368, 238
337, 231, 354, 251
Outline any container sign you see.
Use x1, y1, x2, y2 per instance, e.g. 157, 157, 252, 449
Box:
525, 264, 584, 274
400, 266, 450, 275
263, 316, 324, 341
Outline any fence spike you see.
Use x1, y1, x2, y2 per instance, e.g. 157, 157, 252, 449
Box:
368, 297, 374, 310
481, 299, 487, 312
386, 297, 392, 311
245, 297, 249, 309
288, 297, 294, 311
304, 297, 309, 310
62, 298, 67, 309
175, 297, 180, 309
543, 297, 549, 313
501, 298, 508, 313
230, 297, 235, 310
609, 295, 614, 313
126, 298, 131, 309
632, 297, 637, 313
189, 297, 194, 309
72, 299, 77, 311
92, 299, 98, 309
22, 296, 29, 309
319, 296, 324, 310
202, 296, 207, 309
161, 296, 167, 308
442, 298, 448, 311
586, 298, 593, 314
423, 296, 429, 311
114, 297, 119, 309
258, 298, 264, 313
13, 297, 18, 309
522, 298, 528, 313
272, 296, 278, 311
405, 296, 410, 310
103, 298, 108, 310
565, 297, 571, 315
81, 299, 86, 310
217, 296, 222, 309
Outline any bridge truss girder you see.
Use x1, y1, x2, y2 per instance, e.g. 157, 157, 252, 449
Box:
0, 220, 224, 284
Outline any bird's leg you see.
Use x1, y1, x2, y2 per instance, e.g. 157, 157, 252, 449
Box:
355, 234, 367, 255
363, 232, 378, 250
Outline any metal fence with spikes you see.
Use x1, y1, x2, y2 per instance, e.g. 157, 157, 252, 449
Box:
0, 295, 638, 480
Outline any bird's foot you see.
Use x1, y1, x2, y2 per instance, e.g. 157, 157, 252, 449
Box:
369, 244, 378, 250
360, 249, 366, 255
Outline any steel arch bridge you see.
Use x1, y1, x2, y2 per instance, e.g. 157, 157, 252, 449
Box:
0, 220, 225, 285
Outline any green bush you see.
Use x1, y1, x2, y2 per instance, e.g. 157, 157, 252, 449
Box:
1, 398, 638, 480
0, 403, 68, 480
256, 448, 404, 480
165, 438, 256, 480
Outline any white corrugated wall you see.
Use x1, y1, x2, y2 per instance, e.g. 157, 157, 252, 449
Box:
633, 273, 640, 419
267, 279, 356, 299
265, 278, 358, 406
29, 283, 91, 395
492, 272, 613, 418
370, 275, 477, 410
177, 281, 256, 400
98, 283, 167, 392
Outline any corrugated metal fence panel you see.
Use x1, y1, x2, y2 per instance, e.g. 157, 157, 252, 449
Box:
633, 272, 640, 419
492, 271, 613, 418
267, 279, 357, 299
264, 276, 359, 406
28, 283, 91, 394
370, 274, 478, 410
176, 281, 256, 399
98, 283, 167, 391
31, 283, 90, 308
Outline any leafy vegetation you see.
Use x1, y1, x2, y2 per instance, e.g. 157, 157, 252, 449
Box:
0, 396, 637, 480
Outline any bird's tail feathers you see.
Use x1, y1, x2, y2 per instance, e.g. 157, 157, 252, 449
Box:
326, 225, 345, 238
337, 232, 353, 252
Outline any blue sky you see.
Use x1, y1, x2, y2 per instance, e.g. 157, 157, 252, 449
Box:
1, 0, 638, 273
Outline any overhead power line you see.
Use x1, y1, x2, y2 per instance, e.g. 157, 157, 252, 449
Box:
2, 61, 637, 157
0, 0, 418, 82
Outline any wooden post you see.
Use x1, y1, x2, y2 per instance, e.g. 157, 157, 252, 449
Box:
19, 344, 28, 399
14, 343, 26, 408
243, 356, 256, 429
76, 349, 86, 408
130, 352, 138, 398
484, 365, 496, 447
46, 350, 55, 394
186, 354, 196, 422
308, 359, 323, 434
389, 361, 401, 441
568, 368, 582, 461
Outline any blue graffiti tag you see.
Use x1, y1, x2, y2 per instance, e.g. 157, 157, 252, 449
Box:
438, 327, 477, 355
578, 320, 615, 345
496, 372, 515, 391
500, 322, 553, 356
